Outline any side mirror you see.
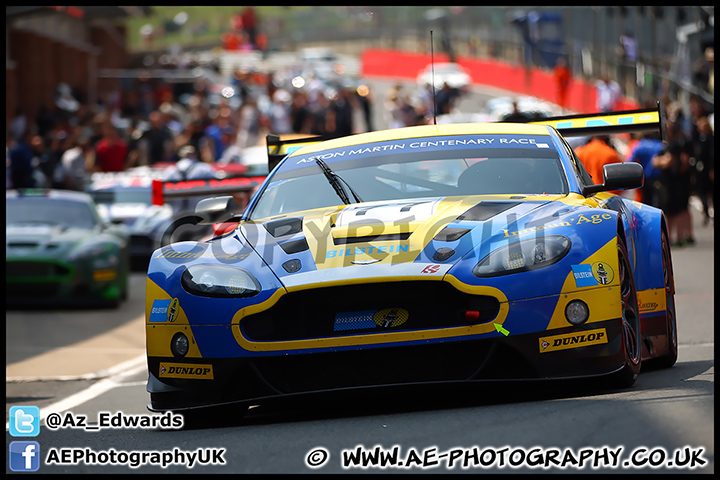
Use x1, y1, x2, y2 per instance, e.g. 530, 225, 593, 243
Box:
195, 196, 237, 225
583, 162, 644, 196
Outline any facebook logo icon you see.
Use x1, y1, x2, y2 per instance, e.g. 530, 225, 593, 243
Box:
9, 441, 41, 472
9, 405, 40, 437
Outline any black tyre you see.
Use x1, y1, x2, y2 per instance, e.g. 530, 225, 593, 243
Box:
610, 235, 642, 388
652, 230, 678, 368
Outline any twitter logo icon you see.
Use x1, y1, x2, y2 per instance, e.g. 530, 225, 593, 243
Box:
9, 406, 41, 437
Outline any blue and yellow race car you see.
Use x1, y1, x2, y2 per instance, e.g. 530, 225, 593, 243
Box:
145, 105, 676, 413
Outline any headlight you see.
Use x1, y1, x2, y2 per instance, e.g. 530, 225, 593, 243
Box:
181, 264, 261, 298
70, 242, 116, 262
473, 235, 570, 277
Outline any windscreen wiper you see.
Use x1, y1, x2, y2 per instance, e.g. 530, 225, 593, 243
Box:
315, 158, 363, 205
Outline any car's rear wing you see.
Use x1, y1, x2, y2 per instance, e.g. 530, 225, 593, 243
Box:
531, 101, 667, 141
263, 103, 667, 173
266, 134, 326, 173
151, 175, 267, 206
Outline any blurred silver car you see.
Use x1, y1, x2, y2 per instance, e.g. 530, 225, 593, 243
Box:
416, 62, 472, 90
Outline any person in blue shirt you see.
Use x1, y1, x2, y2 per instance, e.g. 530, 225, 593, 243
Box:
7, 130, 35, 189
629, 131, 664, 208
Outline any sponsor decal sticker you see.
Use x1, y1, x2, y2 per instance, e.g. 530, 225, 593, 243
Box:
373, 308, 409, 328
333, 310, 378, 331
539, 328, 608, 353
592, 261, 614, 285
149, 299, 171, 322
571, 262, 614, 287
159, 363, 214, 379
167, 298, 179, 322
637, 289, 666, 313
571, 265, 598, 288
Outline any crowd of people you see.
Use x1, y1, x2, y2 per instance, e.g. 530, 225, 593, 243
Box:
576, 94, 714, 248
5, 62, 377, 192
6, 54, 713, 248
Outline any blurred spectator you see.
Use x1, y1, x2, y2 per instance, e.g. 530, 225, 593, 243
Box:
396, 95, 420, 128
203, 110, 233, 161
355, 84, 374, 132
163, 144, 215, 182
290, 90, 311, 134
574, 136, 624, 194
35, 105, 56, 139
329, 87, 355, 138
54, 134, 92, 191
7, 130, 35, 189
693, 47, 714, 96
139, 110, 175, 165
235, 96, 263, 148
652, 142, 694, 246
692, 116, 714, 226
241, 6, 258, 48
93, 120, 128, 172
553, 57, 571, 113
10, 107, 27, 141
159, 102, 186, 138
268, 89, 294, 135
222, 31, 242, 51
30, 133, 58, 188
629, 132, 664, 207
618, 30, 638, 99
501, 100, 533, 123
435, 82, 461, 116
174, 120, 206, 161
594, 75, 622, 113
55, 83, 80, 114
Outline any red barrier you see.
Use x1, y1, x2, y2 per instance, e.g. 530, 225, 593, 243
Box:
360, 48, 638, 113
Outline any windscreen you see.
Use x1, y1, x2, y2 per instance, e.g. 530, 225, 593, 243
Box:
6, 197, 100, 229
250, 134, 567, 220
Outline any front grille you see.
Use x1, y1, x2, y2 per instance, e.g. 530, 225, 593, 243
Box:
6, 261, 72, 277
241, 281, 500, 342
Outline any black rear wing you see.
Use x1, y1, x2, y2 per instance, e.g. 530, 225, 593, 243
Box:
266, 134, 328, 173
531, 101, 667, 141
263, 103, 667, 173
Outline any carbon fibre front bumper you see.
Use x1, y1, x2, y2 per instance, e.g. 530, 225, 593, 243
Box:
146, 318, 626, 412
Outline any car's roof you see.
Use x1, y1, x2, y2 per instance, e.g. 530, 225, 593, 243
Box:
288, 122, 552, 157
6, 188, 94, 203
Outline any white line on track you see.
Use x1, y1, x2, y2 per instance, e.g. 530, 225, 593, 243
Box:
5, 355, 147, 430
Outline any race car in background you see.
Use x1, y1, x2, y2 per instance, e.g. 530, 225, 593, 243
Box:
89, 161, 266, 270
89, 166, 173, 271
417, 62, 472, 91
6, 189, 130, 308
144, 104, 676, 414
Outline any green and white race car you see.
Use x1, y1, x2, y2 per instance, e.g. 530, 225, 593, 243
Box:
6, 189, 131, 308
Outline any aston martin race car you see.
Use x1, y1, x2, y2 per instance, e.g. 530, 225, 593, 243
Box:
145, 105, 677, 413
89, 164, 266, 270
6, 189, 130, 308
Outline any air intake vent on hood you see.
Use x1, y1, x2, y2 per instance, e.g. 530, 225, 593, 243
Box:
456, 202, 520, 222
333, 232, 411, 245
264, 217, 303, 238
